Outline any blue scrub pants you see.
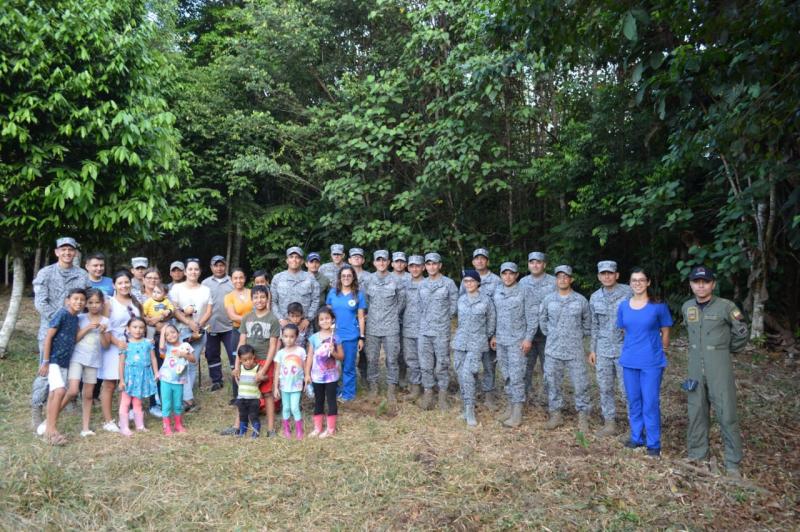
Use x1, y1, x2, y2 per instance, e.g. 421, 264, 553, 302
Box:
338, 339, 359, 400
623, 366, 664, 450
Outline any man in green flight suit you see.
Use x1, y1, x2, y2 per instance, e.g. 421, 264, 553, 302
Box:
681, 266, 749, 478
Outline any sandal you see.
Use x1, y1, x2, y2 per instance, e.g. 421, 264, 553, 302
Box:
45, 433, 67, 446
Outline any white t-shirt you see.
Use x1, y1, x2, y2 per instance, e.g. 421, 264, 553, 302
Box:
72, 314, 109, 368
168, 283, 213, 322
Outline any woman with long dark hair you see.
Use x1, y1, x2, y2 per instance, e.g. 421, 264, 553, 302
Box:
325, 265, 366, 401
617, 267, 673, 456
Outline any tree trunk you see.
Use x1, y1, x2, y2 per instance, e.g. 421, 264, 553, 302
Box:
0, 242, 25, 357
32, 247, 42, 280
232, 222, 242, 268
225, 200, 233, 266
4, 254, 8, 286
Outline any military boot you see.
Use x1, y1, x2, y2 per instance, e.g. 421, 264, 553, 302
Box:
497, 401, 512, 423
418, 388, 434, 410
407, 384, 422, 401
386, 384, 397, 406
545, 411, 563, 430
464, 404, 478, 427
577, 411, 589, 433
596, 419, 616, 438
438, 388, 448, 411
503, 403, 523, 428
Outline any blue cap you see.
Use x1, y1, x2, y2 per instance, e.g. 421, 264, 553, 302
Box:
307, 252, 321, 262
689, 266, 715, 281
56, 237, 78, 249
210, 255, 226, 265
462, 269, 481, 283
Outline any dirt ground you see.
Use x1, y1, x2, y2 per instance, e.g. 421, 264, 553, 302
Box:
0, 294, 797, 530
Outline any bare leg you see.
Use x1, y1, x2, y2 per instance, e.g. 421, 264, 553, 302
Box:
81, 383, 95, 431
265, 396, 275, 434
45, 388, 66, 437
101, 379, 117, 423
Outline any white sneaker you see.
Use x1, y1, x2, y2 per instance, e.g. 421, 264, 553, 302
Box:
80, 430, 96, 437
36, 421, 47, 436
148, 406, 163, 418
102, 421, 120, 433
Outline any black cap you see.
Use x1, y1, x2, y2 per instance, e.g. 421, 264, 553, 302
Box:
689, 266, 715, 281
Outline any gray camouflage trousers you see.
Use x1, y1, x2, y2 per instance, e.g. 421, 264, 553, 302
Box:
365, 334, 401, 385
418, 335, 450, 390
596, 355, 626, 421
403, 337, 422, 385
454, 350, 482, 406
497, 343, 527, 404
525, 334, 547, 398
544, 355, 591, 413
481, 349, 497, 393
31, 324, 49, 408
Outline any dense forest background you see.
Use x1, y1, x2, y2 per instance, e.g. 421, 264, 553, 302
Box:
1, 0, 798, 347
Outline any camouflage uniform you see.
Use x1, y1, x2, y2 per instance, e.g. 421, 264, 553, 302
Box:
417, 275, 458, 390
31, 263, 90, 407
312, 271, 331, 303
682, 296, 749, 470
270, 270, 320, 322
589, 283, 633, 421
320, 244, 345, 285
540, 291, 592, 413
493, 282, 538, 404
460, 272, 501, 394
519, 272, 557, 396
453, 292, 496, 406
364, 272, 406, 386
402, 277, 424, 386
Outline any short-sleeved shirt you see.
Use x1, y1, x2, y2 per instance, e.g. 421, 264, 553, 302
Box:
325, 290, 367, 341
617, 300, 673, 369
223, 289, 253, 329
168, 283, 213, 324
274, 346, 306, 392
239, 311, 280, 360
308, 332, 341, 383
71, 314, 109, 368
48, 308, 79, 367
89, 276, 114, 297
159, 343, 190, 385
143, 297, 176, 321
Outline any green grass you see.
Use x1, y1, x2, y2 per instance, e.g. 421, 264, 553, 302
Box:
0, 297, 797, 529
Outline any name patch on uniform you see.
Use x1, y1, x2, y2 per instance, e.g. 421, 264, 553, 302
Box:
687, 307, 699, 323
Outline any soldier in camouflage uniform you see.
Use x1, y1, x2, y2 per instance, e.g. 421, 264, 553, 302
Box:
30, 237, 90, 429
391, 251, 411, 387
682, 266, 749, 478
459, 248, 501, 410
270, 247, 320, 333
306, 252, 331, 303
417, 253, 458, 411
589, 260, 633, 437
519, 251, 556, 404
319, 244, 346, 286
540, 265, 592, 432
491, 262, 537, 427
348, 247, 371, 384
364, 250, 406, 404
453, 270, 496, 427
402, 255, 425, 400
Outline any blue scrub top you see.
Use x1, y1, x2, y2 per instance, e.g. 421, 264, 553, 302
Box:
326, 289, 367, 341
617, 300, 673, 368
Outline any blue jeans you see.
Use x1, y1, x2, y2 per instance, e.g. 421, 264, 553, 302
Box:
623, 366, 664, 450
338, 339, 359, 400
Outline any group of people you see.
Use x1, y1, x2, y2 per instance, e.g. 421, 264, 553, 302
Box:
29, 238, 750, 477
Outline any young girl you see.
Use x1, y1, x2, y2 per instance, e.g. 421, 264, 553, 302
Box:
158, 323, 195, 435
118, 316, 159, 436
274, 324, 306, 439
304, 307, 344, 438
61, 288, 111, 436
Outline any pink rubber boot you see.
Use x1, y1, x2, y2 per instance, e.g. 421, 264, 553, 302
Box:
173, 415, 186, 433
282, 419, 291, 438
320, 415, 337, 438
310, 415, 324, 437
295, 419, 304, 440
162, 417, 173, 436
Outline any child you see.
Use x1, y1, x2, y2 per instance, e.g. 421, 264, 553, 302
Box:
118, 316, 159, 436
62, 288, 110, 437
158, 323, 195, 435
235, 344, 262, 437
305, 306, 344, 438
37, 288, 87, 445
286, 302, 308, 348
252, 269, 270, 288
274, 324, 306, 439
143, 282, 175, 338
235, 285, 280, 436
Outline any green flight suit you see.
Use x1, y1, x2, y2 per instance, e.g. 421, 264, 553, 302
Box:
681, 296, 749, 470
